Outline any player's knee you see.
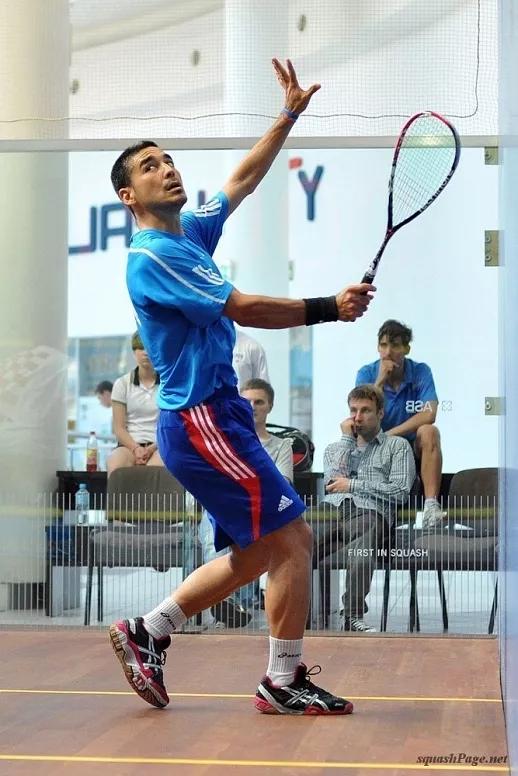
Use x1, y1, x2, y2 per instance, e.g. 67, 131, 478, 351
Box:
269, 517, 313, 558
229, 542, 270, 578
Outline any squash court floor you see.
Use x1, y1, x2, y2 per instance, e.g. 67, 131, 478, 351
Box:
0, 629, 509, 776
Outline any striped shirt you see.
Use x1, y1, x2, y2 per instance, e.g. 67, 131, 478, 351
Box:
323, 430, 415, 519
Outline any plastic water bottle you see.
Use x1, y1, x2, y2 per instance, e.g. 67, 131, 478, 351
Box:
75, 483, 90, 524
86, 431, 98, 472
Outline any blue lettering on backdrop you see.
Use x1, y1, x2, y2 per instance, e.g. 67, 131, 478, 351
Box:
69, 204, 133, 255
100, 204, 133, 251
298, 166, 324, 222
68, 166, 324, 254
69, 207, 98, 254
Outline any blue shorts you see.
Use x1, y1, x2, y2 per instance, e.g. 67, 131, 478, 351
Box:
157, 386, 306, 551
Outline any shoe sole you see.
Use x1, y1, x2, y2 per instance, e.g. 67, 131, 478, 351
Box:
109, 622, 169, 709
254, 695, 354, 715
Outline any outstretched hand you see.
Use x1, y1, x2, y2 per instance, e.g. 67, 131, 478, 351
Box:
272, 58, 321, 115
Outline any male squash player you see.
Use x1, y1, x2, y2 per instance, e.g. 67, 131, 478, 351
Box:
109, 58, 375, 715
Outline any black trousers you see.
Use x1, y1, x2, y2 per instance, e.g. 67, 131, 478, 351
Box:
315, 502, 389, 619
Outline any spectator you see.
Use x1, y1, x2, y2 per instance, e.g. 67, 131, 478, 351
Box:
233, 329, 269, 389
199, 378, 293, 627
95, 380, 113, 408
241, 378, 293, 481
106, 332, 163, 475
323, 384, 415, 632
356, 319, 444, 528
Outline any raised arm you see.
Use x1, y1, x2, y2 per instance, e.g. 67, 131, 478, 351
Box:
222, 58, 320, 215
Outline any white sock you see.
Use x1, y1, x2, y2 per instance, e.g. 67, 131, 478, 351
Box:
143, 598, 187, 640
424, 498, 439, 507
266, 637, 304, 687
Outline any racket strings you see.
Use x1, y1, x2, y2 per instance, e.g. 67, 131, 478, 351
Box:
393, 154, 451, 223
391, 115, 458, 227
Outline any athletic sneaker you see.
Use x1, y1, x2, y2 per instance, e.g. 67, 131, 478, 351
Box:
255, 663, 354, 715
109, 617, 171, 708
422, 500, 446, 529
343, 616, 376, 633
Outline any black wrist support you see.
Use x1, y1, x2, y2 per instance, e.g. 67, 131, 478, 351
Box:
303, 296, 339, 326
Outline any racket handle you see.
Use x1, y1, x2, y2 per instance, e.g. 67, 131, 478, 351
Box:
361, 272, 375, 285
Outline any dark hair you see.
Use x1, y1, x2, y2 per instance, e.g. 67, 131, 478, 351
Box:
131, 331, 144, 351
377, 319, 413, 347
110, 141, 158, 195
348, 383, 385, 413
241, 378, 275, 407
95, 380, 113, 394
132, 366, 160, 387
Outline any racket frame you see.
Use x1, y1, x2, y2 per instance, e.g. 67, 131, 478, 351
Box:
361, 110, 461, 284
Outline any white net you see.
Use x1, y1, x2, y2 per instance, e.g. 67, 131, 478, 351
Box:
0, 0, 497, 141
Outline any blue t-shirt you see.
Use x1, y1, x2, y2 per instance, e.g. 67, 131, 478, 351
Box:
355, 358, 438, 441
126, 192, 237, 411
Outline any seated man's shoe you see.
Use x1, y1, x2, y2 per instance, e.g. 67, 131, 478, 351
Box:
422, 499, 446, 529
343, 615, 376, 633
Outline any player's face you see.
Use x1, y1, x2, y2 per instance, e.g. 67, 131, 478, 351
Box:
241, 389, 272, 428
348, 398, 383, 437
377, 336, 409, 368
122, 147, 187, 213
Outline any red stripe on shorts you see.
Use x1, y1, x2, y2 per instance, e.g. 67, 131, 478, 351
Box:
180, 403, 262, 541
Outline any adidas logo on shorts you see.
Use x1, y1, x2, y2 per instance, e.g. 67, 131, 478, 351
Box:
278, 495, 294, 512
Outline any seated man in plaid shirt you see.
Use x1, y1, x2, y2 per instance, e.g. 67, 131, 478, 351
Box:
323, 384, 415, 632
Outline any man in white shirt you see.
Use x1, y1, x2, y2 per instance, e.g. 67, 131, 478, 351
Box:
232, 329, 269, 388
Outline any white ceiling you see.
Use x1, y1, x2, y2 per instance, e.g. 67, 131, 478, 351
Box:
70, 0, 167, 28
69, 0, 218, 29
69, 0, 222, 49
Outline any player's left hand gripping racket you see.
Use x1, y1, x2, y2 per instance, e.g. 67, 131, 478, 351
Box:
361, 111, 461, 285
